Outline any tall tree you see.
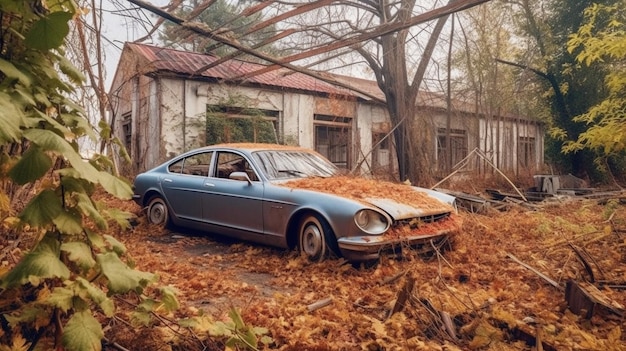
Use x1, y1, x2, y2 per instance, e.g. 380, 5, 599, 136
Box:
295, 0, 486, 184
501, 0, 619, 182
563, 1, 626, 181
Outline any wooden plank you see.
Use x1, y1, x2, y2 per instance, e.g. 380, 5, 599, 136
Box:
506, 253, 562, 290
565, 280, 625, 319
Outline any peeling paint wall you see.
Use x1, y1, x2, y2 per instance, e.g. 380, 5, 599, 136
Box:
110, 55, 543, 177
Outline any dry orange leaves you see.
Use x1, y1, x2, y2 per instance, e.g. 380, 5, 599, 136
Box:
104, 195, 625, 350
283, 176, 454, 212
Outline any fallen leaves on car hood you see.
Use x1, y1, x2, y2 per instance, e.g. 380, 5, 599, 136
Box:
282, 176, 454, 218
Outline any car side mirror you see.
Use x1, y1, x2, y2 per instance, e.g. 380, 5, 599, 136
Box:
229, 171, 252, 184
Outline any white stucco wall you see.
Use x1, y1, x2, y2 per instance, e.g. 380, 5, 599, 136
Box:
146, 79, 161, 168
120, 74, 544, 176
159, 79, 185, 157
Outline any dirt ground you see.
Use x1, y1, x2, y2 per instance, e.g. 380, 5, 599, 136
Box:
102, 192, 626, 351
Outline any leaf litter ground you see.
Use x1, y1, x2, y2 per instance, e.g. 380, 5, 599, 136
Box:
98, 193, 626, 351
68, 194, 626, 350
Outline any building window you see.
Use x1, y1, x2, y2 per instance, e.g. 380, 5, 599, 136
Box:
206, 105, 279, 145
372, 132, 392, 173
314, 114, 352, 169
437, 128, 467, 171
121, 112, 132, 149
518, 137, 535, 168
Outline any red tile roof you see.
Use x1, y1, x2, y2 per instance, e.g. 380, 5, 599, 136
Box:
124, 43, 537, 121
127, 42, 352, 97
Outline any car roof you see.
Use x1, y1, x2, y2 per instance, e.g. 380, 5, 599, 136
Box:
209, 143, 313, 153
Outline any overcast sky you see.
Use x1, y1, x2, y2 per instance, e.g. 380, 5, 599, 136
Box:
101, 0, 168, 90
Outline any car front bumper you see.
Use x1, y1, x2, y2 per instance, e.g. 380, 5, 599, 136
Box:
336, 229, 455, 262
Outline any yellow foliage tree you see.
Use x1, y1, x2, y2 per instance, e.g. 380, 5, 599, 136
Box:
564, 2, 626, 162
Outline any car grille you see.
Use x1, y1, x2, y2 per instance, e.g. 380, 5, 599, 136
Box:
394, 212, 451, 229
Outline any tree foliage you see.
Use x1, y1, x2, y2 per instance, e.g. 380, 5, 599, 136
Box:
0, 0, 175, 349
160, 0, 282, 58
563, 2, 626, 167
502, 0, 620, 181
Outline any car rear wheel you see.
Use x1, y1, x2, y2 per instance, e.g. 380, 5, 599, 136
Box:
298, 214, 334, 262
147, 196, 171, 227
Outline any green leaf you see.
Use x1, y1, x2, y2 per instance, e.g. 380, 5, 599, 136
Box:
103, 207, 133, 230
24, 12, 73, 50
24, 129, 101, 183
61, 242, 96, 271
209, 321, 234, 337
4, 305, 50, 327
130, 309, 153, 327
85, 229, 106, 250
56, 53, 85, 83
103, 235, 126, 256
8, 145, 52, 185
57, 170, 94, 194
160, 286, 180, 312
47, 286, 75, 313
36, 109, 74, 138
62, 310, 103, 351
0, 58, 31, 85
97, 252, 155, 295
19, 189, 63, 228
76, 278, 115, 317
0, 92, 25, 143
53, 209, 84, 235
25, 129, 132, 198
229, 307, 246, 329
75, 192, 107, 229
98, 171, 132, 199
0, 233, 70, 289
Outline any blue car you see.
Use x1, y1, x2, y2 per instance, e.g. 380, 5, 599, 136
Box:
132, 143, 460, 262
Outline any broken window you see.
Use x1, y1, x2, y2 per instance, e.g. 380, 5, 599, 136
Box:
314, 114, 352, 169
372, 132, 393, 174
518, 136, 536, 168
206, 105, 279, 145
437, 128, 467, 171
121, 111, 132, 150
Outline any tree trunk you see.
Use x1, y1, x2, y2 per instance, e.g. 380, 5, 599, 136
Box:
377, 0, 456, 185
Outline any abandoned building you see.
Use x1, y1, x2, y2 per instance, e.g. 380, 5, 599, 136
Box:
108, 42, 545, 179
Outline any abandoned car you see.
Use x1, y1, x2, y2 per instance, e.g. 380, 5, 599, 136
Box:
132, 143, 461, 261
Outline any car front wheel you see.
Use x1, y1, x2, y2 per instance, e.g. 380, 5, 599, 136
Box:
298, 214, 334, 262
147, 196, 170, 227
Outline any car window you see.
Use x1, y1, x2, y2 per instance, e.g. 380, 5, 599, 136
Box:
253, 150, 337, 180
168, 152, 213, 177
214, 151, 259, 181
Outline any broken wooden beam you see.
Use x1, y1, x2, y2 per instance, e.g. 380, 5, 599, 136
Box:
390, 275, 415, 316
565, 280, 625, 319
307, 297, 333, 312
506, 253, 562, 290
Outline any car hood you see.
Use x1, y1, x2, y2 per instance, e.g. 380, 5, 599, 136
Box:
362, 197, 449, 220
280, 176, 455, 220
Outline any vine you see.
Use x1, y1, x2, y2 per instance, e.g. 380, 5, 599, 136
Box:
0, 1, 176, 349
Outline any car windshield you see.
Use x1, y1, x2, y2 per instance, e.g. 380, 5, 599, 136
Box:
253, 150, 338, 180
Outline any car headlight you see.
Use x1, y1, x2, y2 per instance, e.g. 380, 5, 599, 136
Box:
354, 209, 390, 235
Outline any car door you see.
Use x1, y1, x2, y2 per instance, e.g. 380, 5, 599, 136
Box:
202, 150, 264, 235
161, 151, 213, 223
